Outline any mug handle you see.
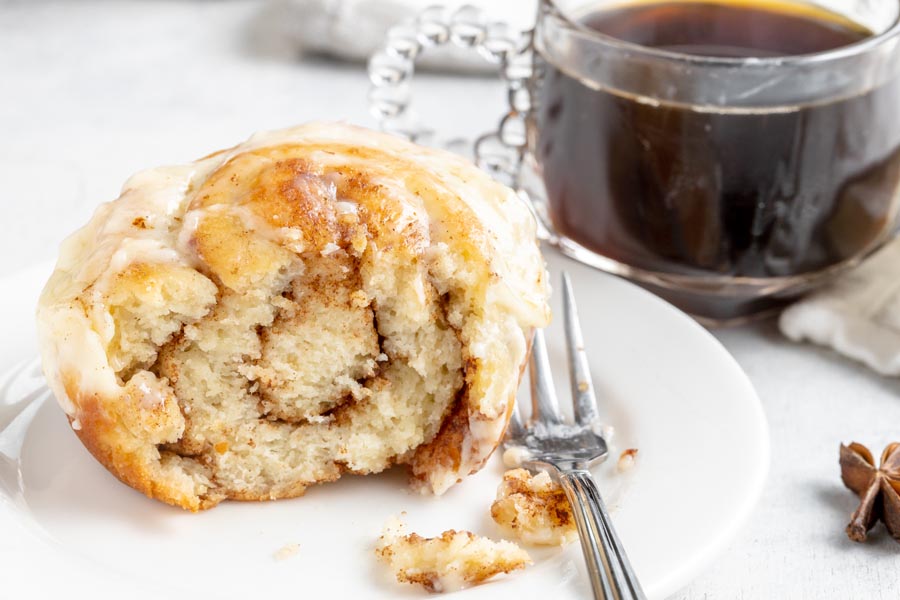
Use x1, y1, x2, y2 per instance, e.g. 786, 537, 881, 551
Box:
367, 5, 551, 238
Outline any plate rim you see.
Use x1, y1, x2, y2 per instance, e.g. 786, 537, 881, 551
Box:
543, 248, 770, 599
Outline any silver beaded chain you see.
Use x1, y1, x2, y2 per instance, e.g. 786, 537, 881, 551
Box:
367, 4, 535, 188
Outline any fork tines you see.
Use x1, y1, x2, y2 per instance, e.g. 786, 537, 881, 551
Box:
511, 271, 602, 432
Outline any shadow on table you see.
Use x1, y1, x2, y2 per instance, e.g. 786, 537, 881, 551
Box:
814, 482, 900, 556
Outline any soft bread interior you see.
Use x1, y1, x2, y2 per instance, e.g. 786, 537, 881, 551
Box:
98, 153, 470, 506
149, 253, 464, 503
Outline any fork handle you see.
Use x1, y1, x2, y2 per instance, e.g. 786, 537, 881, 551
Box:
558, 469, 646, 600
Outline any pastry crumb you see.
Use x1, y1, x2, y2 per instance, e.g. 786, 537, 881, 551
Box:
501, 446, 532, 468
491, 468, 577, 546
375, 517, 530, 592
617, 448, 638, 473
273, 543, 300, 561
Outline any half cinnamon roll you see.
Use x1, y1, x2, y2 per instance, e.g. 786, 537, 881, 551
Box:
37, 122, 549, 510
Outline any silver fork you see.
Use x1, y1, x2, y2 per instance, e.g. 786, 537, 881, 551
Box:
504, 272, 646, 600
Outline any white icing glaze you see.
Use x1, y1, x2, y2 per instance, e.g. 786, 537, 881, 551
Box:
132, 371, 167, 409
320, 242, 340, 256
502, 446, 533, 469
429, 571, 468, 594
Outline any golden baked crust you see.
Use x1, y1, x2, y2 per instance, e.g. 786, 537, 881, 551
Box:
37, 122, 549, 510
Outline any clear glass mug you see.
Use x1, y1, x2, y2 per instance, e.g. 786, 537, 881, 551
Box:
368, 0, 900, 325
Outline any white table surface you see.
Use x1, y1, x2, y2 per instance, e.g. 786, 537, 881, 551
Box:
2, 1, 899, 598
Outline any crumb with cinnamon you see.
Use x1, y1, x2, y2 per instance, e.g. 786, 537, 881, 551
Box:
839, 441, 900, 543
617, 448, 639, 473
375, 516, 531, 592
491, 468, 577, 546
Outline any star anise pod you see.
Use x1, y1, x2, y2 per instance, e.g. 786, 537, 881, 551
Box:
840, 442, 900, 543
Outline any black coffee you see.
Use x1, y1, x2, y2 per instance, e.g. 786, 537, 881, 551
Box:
537, 1, 900, 279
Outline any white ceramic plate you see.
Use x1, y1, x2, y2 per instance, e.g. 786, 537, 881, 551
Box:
0, 248, 768, 600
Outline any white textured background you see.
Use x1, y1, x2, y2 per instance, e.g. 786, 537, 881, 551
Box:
1, 1, 899, 598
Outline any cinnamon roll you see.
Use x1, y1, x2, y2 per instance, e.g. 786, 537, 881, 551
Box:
36, 122, 549, 510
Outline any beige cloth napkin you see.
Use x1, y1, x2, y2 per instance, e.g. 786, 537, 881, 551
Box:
259, 0, 535, 72
779, 238, 900, 376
